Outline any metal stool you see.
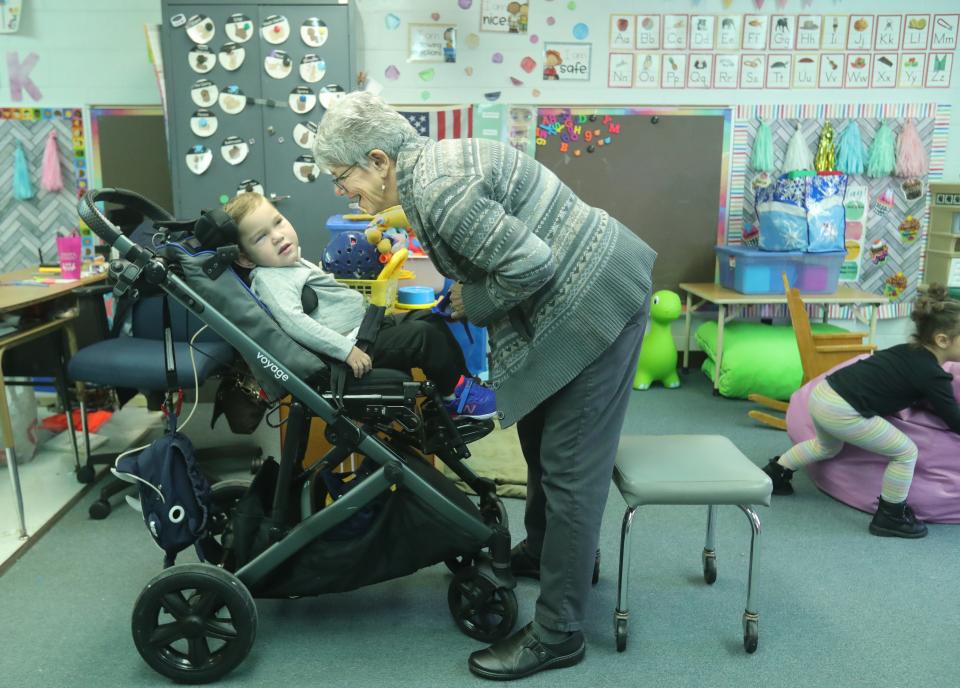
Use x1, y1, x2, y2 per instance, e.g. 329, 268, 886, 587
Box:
613, 435, 773, 654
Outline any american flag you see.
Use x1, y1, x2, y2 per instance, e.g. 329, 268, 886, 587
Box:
398, 106, 473, 140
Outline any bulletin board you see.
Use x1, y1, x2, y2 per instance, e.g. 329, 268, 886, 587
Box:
535, 107, 731, 294
730, 102, 951, 319
0, 108, 88, 274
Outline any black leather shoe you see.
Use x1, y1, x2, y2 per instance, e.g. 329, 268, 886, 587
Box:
468, 623, 585, 680
510, 542, 541, 579
510, 541, 601, 585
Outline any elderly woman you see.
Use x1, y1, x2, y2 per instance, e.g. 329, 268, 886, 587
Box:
313, 93, 656, 680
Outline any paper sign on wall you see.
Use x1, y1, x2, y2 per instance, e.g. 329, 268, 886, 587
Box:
480, 0, 529, 34
543, 43, 591, 81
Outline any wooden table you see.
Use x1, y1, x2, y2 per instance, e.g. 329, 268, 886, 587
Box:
1, 267, 106, 538
678, 282, 888, 394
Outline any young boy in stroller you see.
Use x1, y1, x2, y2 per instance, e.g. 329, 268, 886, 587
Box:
77, 188, 518, 684
222, 191, 496, 419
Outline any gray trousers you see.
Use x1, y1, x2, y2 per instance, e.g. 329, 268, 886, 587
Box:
516, 298, 650, 632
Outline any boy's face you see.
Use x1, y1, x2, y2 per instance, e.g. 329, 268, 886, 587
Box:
236, 199, 300, 268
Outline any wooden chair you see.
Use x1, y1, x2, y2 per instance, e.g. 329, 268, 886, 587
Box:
748, 273, 876, 430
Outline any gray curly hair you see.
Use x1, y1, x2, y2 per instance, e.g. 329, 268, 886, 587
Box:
312, 92, 420, 171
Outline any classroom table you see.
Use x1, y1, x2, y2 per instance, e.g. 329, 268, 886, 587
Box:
678, 282, 889, 395
1, 266, 106, 538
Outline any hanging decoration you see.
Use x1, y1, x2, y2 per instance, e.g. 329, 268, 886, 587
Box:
866, 122, 896, 178
783, 123, 813, 173
40, 130, 64, 192
814, 121, 836, 172
13, 140, 34, 200
836, 121, 866, 175
750, 120, 774, 172
895, 120, 929, 178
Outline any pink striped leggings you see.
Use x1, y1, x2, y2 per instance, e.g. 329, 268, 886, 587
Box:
778, 380, 918, 504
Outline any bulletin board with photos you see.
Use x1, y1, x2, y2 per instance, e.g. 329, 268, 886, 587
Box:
608, 12, 957, 90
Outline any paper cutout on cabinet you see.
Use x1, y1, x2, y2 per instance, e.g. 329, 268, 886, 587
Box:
188, 45, 215, 74
186, 15, 215, 45
289, 86, 317, 115
186, 144, 213, 174
218, 43, 246, 71
300, 54, 326, 83
264, 50, 293, 79
219, 85, 247, 115
190, 79, 218, 107
301, 18, 329, 47
225, 13, 253, 43
190, 110, 218, 137
237, 179, 265, 195
293, 155, 320, 183
220, 136, 250, 165
319, 84, 345, 110
261, 15, 290, 45
293, 121, 318, 150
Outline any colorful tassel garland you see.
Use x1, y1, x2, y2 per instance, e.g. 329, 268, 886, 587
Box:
866, 122, 896, 178
13, 141, 34, 200
750, 121, 774, 172
836, 121, 866, 175
783, 123, 813, 173
815, 121, 836, 172
895, 120, 928, 178
41, 131, 64, 192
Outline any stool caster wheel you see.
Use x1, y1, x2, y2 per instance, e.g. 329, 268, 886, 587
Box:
591, 549, 600, 586
702, 550, 717, 584
89, 499, 111, 520
76, 465, 95, 484
743, 615, 759, 654
614, 616, 628, 652
712, 388, 720, 397
250, 454, 266, 475
444, 553, 476, 574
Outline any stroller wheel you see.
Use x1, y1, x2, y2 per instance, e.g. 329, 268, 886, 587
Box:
448, 565, 518, 643
444, 553, 477, 574
197, 479, 251, 572
132, 563, 257, 684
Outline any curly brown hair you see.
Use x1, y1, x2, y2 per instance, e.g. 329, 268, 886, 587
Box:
911, 284, 960, 346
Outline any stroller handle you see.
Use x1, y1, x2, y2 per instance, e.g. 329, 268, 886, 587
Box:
78, 188, 177, 262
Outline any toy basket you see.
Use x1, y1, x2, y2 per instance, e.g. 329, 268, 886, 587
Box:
337, 277, 399, 308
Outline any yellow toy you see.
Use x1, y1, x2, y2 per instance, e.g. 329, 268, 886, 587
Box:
364, 205, 416, 280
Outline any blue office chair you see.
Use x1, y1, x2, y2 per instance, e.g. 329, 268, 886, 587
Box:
68, 290, 262, 519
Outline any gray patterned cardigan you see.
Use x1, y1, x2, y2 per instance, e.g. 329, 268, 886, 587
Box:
396, 137, 656, 426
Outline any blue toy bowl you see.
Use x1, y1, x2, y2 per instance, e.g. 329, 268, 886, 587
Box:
396, 286, 437, 310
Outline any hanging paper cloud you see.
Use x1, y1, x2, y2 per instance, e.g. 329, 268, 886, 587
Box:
895, 120, 929, 178
866, 122, 896, 177
385, 14, 400, 30
836, 121, 866, 175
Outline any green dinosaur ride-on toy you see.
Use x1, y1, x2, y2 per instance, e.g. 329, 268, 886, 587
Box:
633, 289, 682, 390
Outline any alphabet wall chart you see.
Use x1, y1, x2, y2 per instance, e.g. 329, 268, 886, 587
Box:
608, 12, 957, 89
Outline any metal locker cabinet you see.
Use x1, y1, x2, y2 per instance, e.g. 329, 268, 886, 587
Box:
159, 0, 360, 261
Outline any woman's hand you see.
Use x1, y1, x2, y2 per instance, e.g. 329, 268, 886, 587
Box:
345, 346, 373, 378
448, 282, 466, 320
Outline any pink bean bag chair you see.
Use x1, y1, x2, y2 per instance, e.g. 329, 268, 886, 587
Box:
785, 357, 960, 524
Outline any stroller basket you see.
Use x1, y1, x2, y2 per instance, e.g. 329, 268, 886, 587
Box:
78, 188, 517, 684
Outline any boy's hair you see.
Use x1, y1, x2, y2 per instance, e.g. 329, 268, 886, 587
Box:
911, 284, 960, 345
223, 191, 267, 228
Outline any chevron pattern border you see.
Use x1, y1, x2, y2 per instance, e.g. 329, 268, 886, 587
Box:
730, 103, 951, 320
0, 108, 88, 275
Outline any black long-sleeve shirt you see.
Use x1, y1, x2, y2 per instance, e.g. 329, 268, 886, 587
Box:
826, 343, 960, 434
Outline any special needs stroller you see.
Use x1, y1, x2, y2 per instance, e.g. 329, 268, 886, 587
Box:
78, 189, 518, 684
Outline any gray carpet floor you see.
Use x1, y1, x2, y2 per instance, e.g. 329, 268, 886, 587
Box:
1, 372, 958, 687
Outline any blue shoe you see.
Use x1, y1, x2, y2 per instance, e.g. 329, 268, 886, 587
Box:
445, 377, 497, 420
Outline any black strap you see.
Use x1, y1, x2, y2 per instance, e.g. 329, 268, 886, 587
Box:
329, 304, 385, 408
162, 295, 180, 432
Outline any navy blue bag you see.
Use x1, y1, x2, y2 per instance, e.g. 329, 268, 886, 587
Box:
114, 432, 213, 567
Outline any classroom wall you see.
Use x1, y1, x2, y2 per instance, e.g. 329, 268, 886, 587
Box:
3, 0, 955, 346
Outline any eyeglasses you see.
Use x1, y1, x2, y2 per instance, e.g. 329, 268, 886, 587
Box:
331, 164, 357, 193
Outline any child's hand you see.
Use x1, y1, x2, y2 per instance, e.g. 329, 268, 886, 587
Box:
345, 346, 373, 378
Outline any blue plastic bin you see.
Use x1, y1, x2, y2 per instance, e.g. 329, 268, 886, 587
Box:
326, 214, 369, 233
715, 246, 845, 295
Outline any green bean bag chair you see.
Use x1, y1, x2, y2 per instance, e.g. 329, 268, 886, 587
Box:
696, 320, 848, 400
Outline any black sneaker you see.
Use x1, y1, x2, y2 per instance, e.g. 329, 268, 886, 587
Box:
869, 497, 928, 538
761, 457, 794, 495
